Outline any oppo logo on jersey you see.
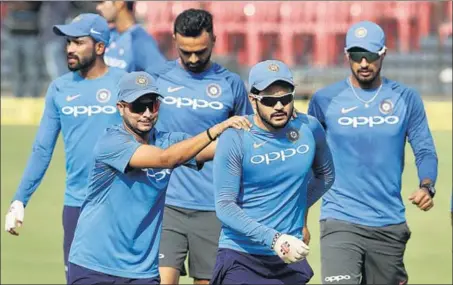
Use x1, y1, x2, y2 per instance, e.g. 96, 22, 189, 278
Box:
61, 106, 117, 117
250, 144, 310, 165
162, 96, 224, 110
338, 116, 399, 128
146, 168, 171, 182
104, 56, 127, 69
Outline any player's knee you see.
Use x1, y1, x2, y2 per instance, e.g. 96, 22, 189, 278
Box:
159, 267, 180, 284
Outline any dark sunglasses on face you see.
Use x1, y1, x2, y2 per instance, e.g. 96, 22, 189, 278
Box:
252, 92, 294, 107
129, 99, 160, 114
348, 51, 382, 63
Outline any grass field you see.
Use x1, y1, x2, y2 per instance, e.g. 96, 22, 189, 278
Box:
1, 125, 452, 284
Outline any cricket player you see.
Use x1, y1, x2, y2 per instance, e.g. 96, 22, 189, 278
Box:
145, 9, 253, 284
211, 60, 335, 284
96, 1, 166, 72
4, 13, 126, 281
67, 71, 251, 284
308, 21, 438, 284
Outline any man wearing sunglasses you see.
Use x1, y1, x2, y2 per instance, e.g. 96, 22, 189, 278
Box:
66, 71, 251, 284
4, 13, 126, 282
308, 21, 438, 284
211, 60, 335, 284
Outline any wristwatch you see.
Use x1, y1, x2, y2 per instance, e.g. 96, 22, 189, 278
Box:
420, 183, 436, 198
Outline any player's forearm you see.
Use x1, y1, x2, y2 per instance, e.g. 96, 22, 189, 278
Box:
14, 143, 56, 206
307, 149, 335, 207
216, 194, 278, 248
13, 117, 60, 206
195, 140, 217, 163
416, 154, 438, 184
159, 125, 226, 168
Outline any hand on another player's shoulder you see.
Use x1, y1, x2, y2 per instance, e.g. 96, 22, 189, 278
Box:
409, 188, 434, 212
214, 116, 252, 136
4, 200, 24, 236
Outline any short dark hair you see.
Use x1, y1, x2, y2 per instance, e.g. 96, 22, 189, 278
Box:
125, 1, 135, 12
173, 9, 214, 37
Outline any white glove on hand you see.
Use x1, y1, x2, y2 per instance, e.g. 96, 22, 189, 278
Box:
273, 234, 310, 264
5, 200, 24, 236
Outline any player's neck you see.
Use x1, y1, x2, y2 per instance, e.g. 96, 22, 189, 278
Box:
115, 12, 135, 33
78, 60, 109, 80
349, 75, 382, 90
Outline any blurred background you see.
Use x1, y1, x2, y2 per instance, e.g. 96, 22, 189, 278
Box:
0, 1, 452, 284
0, 1, 452, 98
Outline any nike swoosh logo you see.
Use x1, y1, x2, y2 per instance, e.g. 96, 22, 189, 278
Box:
341, 106, 358, 114
90, 28, 101, 35
167, 86, 185, 93
66, 94, 81, 102
253, 141, 267, 149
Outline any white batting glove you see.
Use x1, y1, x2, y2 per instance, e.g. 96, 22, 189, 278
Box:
5, 200, 24, 236
272, 233, 310, 264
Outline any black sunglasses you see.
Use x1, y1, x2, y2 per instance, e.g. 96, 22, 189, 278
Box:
348, 51, 381, 63
128, 99, 161, 114
252, 92, 294, 107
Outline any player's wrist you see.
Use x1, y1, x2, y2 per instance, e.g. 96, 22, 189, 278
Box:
420, 182, 436, 198
271, 232, 282, 249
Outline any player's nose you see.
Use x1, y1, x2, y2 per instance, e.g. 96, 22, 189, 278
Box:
360, 58, 369, 67
188, 53, 199, 63
274, 101, 284, 110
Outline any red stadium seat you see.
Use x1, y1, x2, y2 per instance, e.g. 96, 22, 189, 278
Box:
207, 2, 248, 57
245, 2, 282, 65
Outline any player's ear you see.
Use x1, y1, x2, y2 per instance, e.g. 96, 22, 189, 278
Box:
248, 94, 257, 113
95, 42, 106, 56
117, 102, 125, 117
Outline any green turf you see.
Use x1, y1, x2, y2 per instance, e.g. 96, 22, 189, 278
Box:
1, 126, 452, 284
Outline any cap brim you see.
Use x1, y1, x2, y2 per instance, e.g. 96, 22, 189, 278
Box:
346, 41, 381, 53
121, 90, 161, 103
53, 24, 88, 38
253, 77, 295, 91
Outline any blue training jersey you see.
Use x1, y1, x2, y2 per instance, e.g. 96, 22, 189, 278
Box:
13, 68, 126, 207
105, 25, 166, 72
148, 60, 253, 210
69, 124, 198, 279
308, 77, 438, 227
213, 114, 334, 255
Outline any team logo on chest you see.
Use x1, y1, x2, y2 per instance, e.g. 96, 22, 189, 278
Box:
206, 83, 222, 98
96, 89, 111, 103
286, 128, 300, 142
379, 99, 394, 115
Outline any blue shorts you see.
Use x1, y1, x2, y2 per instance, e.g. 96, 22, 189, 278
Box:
210, 248, 314, 285
68, 262, 161, 284
63, 206, 81, 281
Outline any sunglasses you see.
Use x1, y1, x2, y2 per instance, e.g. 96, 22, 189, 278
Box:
346, 46, 386, 63
251, 92, 294, 107
128, 99, 160, 114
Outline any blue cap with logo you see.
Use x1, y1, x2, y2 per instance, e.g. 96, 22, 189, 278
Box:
345, 21, 386, 53
53, 13, 110, 44
117, 72, 161, 103
248, 60, 295, 92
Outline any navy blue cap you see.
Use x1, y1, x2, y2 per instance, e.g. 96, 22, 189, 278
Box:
53, 13, 110, 44
345, 21, 386, 53
248, 60, 295, 92
117, 72, 161, 103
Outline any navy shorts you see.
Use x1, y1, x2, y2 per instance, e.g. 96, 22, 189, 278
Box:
210, 248, 314, 285
63, 206, 81, 281
68, 262, 161, 285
